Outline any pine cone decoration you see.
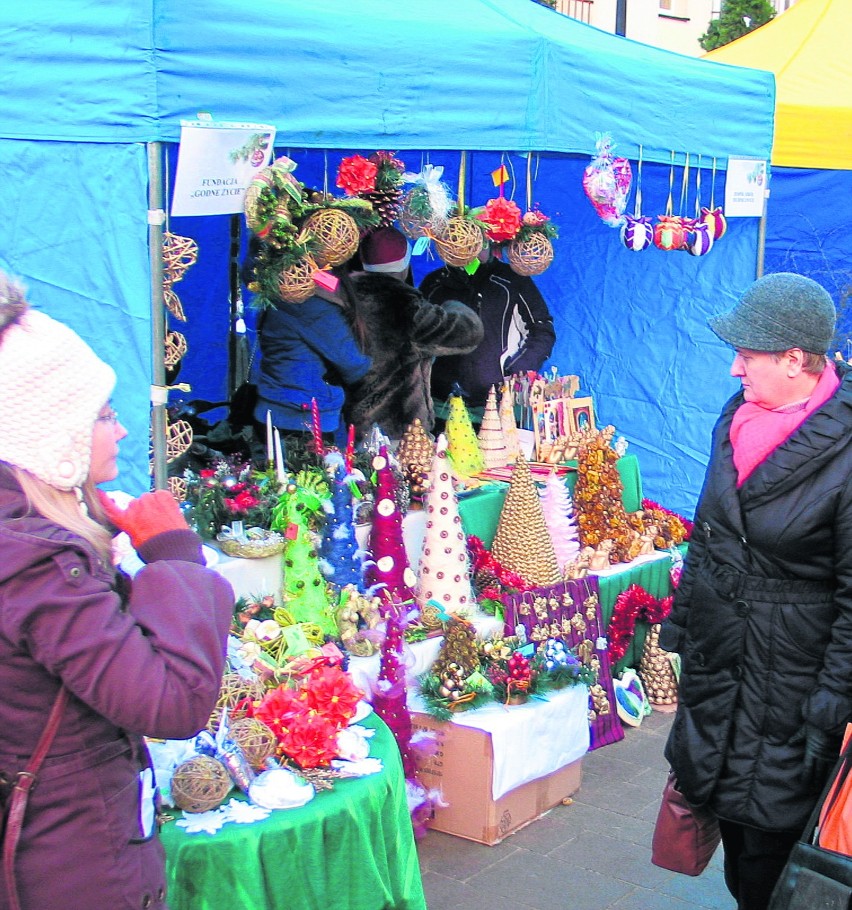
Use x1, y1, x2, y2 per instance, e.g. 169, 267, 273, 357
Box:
474, 566, 500, 594
397, 419, 434, 500
361, 188, 403, 227
433, 615, 480, 679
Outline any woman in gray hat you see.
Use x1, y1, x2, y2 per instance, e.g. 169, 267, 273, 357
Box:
659, 272, 852, 910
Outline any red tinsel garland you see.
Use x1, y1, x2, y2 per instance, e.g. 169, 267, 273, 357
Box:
606, 583, 673, 664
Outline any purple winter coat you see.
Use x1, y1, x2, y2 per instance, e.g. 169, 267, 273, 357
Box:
0, 467, 234, 909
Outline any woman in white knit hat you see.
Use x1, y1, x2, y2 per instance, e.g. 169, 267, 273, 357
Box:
0, 274, 234, 910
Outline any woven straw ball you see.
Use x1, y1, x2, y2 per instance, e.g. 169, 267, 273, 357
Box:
278, 256, 318, 304
506, 234, 554, 276
303, 209, 359, 268
170, 756, 232, 813
434, 217, 484, 267
230, 717, 279, 770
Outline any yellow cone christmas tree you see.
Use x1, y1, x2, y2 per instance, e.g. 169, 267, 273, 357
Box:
445, 392, 485, 478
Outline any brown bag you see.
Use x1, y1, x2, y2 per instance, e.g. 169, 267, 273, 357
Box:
651, 771, 721, 876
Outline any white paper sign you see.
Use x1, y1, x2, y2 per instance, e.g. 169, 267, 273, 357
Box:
724, 157, 768, 218
171, 121, 276, 217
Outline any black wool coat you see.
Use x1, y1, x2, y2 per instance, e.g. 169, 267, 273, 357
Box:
660, 361, 852, 832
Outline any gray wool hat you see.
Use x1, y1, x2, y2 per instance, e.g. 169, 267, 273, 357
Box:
708, 272, 836, 353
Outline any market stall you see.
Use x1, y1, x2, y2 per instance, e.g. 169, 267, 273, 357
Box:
0, 0, 774, 513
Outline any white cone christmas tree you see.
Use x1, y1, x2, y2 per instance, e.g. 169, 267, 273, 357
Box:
539, 469, 581, 574
491, 453, 560, 587
477, 386, 508, 470
445, 393, 485, 478
499, 380, 520, 462
417, 435, 474, 616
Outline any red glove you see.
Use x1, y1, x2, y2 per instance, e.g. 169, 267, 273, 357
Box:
98, 489, 189, 551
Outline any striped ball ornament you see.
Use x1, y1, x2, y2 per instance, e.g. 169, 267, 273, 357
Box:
654, 216, 687, 251
686, 221, 714, 257
620, 215, 653, 252
700, 206, 727, 241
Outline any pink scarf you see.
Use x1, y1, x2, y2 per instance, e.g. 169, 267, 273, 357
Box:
730, 365, 840, 486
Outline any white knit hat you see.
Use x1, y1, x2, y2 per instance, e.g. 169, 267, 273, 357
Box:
0, 274, 116, 491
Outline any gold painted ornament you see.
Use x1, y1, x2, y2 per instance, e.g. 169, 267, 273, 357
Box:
638, 623, 678, 711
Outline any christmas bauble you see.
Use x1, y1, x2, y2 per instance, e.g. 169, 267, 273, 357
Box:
686, 221, 714, 257
620, 215, 653, 252
700, 206, 727, 241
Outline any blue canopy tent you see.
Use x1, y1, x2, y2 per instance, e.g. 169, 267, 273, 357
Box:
0, 0, 774, 513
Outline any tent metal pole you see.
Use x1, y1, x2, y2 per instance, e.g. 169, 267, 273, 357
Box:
147, 141, 168, 490
756, 187, 769, 279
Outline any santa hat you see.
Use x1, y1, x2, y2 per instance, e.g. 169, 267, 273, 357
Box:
360, 227, 411, 273
0, 273, 116, 491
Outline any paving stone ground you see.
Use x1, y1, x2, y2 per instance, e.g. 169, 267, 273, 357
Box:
416, 709, 735, 910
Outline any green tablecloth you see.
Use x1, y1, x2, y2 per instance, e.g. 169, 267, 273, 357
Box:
160, 712, 426, 910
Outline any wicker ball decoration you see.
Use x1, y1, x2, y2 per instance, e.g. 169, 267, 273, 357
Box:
170, 756, 232, 813
278, 255, 319, 304
302, 209, 359, 268
163, 285, 186, 322
506, 233, 554, 276
213, 672, 267, 718
164, 331, 187, 370
398, 187, 434, 240
229, 717, 279, 770
168, 475, 188, 503
165, 418, 193, 464
433, 216, 484, 267
244, 169, 278, 233
162, 233, 199, 285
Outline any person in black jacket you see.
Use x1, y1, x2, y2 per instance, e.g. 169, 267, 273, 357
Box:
420, 245, 555, 422
659, 273, 852, 910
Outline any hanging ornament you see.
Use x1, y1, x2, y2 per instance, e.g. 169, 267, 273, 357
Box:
686, 157, 714, 257
506, 155, 558, 276
700, 157, 727, 241
654, 152, 687, 252
582, 132, 632, 228
398, 163, 453, 240
431, 152, 484, 267
620, 145, 653, 252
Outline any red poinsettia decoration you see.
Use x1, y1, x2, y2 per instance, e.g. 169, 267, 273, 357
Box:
278, 711, 340, 769
478, 196, 523, 243
337, 154, 378, 196
302, 665, 362, 728
253, 684, 307, 738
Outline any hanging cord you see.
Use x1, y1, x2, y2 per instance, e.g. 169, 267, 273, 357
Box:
525, 154, 533, 211
678, 153, 690, 218
323, 149, 329, 197
665, 150, 675, 217
634, 144, 644, 218
694, 154, 703, 220
505, 154, 517, 202
710, 157, 717, 211
458, 150, 467, 216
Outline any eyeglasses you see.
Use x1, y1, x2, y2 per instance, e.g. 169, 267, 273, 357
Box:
96, 409, 119, 425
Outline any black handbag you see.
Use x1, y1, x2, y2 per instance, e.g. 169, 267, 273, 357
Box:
768, 745, 852, 910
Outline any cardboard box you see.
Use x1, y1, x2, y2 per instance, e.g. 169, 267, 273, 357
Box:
412, 712, 583, 845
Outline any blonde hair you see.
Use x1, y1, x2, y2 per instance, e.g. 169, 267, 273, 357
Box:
768, 350, 828, 376
11, 466, 115, 567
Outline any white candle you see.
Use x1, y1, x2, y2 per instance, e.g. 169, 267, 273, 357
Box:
266, 410, 274, 466
273, 428, 286, 483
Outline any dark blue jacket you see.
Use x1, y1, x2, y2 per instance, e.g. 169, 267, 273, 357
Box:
254, 295, 371, 433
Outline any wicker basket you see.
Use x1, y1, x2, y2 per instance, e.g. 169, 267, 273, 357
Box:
303, 209, 359, 268
216, 532, 286, 559
277, 256, 318, 304
433, 216, 484, 267
506, 233, 554, 276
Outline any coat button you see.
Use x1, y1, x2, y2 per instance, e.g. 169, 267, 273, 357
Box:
142, 895, 152, 909
70, 566, 81, 578
156, 887, 166, 902
734, 599, 750, 617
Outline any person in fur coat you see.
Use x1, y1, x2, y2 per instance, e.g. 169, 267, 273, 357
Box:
659, 273, 852, 910
0, 273, 234, 910
343, 228, 484, 440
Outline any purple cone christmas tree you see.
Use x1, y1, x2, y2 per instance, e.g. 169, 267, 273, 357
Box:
319, 453, 364, 592
417, 435, 474, 616
365, 445, 417, 615
539, 469, 581, 574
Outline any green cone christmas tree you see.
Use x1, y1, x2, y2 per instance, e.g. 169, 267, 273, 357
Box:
445, 392, 485, 478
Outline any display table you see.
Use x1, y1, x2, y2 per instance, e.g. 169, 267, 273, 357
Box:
160, 712, 427, 910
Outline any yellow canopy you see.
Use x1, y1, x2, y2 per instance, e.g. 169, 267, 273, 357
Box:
705, 0, 852, 169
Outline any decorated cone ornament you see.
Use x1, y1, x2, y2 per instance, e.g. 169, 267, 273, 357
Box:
499, 381, 521, 463
620, 215, 653, 252
365, 446, 417, 613
686, 220, 714, 257
417, 435, 474, 615
477, 386, 508, 469
445, 393, 486, 478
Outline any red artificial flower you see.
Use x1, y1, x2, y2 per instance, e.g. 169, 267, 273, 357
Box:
302, 665, 362, 728
199, 469, 217, 478
253, 685, 308, 739
278, 711, 340, 769
478, 197, 522, 242
336, 154, 378, 196
225, 490, 261, 514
